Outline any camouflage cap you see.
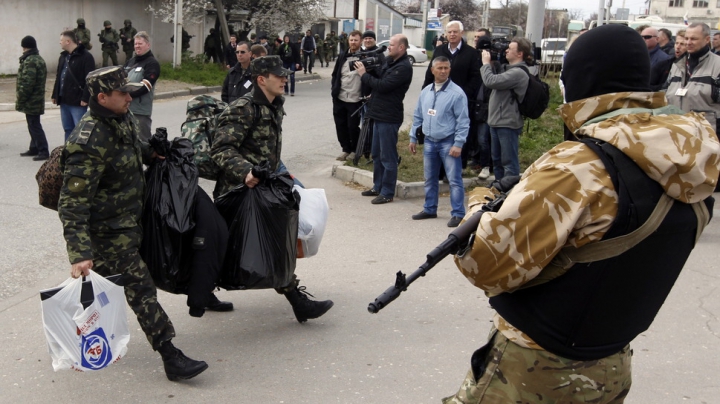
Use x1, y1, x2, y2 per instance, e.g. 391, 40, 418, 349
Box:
77, 18, 85, 24
251, 55, 291, 77
104, 20, 112, 26
86, 66, 144, 97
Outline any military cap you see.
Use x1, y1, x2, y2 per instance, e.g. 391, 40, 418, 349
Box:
124, 19, 132, 24
77, 18, 85, 24
86, 66, 144, 97
251, 55, 291, 77
104, 20, 112, 26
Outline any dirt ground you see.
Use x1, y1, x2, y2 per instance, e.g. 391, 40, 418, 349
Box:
0, 73, 196, 104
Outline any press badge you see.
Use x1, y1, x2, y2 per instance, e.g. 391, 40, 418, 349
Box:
428, 109, 437, 116
244, 80, 252, 88
135, 67, 142, 72
675, 87, 688, 97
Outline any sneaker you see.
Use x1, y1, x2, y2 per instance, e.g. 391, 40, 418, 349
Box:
447, 216, 463, 227
478, 167, 490, 180
345, 152, 356, 162
336, 152, 350, 161
412, 211, 437, 220
371, 195, 393, 204
361, 189, 379, 197
290, 93, 295, 96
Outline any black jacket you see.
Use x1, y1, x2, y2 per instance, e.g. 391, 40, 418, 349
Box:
225, 43, 238, 68
277, 42, 300, 66
52, 44, 95, 106
422, 39, 480, 103
361, 53, 413, 124
221, 64, 253, 103
360, 45, 386, 97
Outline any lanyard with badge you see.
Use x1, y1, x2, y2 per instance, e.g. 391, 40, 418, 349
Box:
676, 59, 693, 97
428, 80, 451, 117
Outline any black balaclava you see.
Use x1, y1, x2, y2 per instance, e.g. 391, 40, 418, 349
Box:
563, 24, 651, 103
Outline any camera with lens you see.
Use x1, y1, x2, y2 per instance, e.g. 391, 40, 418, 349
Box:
476, 35, 510, 64
349, 45, 387, 72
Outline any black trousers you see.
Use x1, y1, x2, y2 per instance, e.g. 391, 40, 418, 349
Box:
186, 188, 229, 310
332, 98, 363, 154
25, 114, 49, 156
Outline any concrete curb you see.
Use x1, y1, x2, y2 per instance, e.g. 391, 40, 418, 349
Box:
332, 163, 487, 200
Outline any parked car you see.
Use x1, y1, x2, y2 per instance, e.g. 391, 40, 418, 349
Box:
540, 38, 567, 67
376, 40, 428, 64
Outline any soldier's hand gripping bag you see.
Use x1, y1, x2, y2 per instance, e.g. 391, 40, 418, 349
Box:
140, 130, 199, 293
215, 163, 300, 290
39, 270, 129, 372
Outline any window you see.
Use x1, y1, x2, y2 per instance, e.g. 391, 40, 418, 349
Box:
693, 0, 708, 7
669, 0, 684, 6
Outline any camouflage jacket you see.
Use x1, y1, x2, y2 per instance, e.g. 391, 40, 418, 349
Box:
99, 28, 120, 49
74, 27, 92, 50
454, 92, 720, 349
119, 26, 138, 51
58, 99, 154, 264
211, 89, 284, 198
16, 49, 47, 115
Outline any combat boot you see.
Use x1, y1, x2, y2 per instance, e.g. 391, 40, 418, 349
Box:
284, 285, 334, 323
158, 341, 208, 381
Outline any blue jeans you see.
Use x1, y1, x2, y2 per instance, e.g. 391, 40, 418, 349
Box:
283, 61, 296, 94
371, 121, 400, 198
276, 160, 304, 188
490, 126, 521, 180
423, 136, 465, 218
60, 104, 87, 140
475, 122, 491, 168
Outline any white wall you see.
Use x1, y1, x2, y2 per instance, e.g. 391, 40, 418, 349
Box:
0, 0, 207, 75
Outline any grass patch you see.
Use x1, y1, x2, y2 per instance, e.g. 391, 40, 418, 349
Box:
347, 77, 565, 183
160, 55, 227, 87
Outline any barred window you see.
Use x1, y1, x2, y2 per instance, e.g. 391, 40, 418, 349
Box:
693, 0, 708, 7
670, 0, 684, 6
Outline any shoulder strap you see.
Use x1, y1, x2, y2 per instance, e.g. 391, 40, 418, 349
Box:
508, 65, 531, 104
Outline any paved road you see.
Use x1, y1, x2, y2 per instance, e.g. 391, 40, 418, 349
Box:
0, 65, 718, 403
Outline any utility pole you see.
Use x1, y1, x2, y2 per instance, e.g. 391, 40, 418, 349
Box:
215, 0, 230, 49
173, 0, 183, 67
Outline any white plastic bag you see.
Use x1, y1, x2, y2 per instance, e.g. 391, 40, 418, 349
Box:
40, 270, 129, 371
294, 185, 329, 258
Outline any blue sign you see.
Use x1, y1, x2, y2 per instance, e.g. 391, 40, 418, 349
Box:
427, 20, 442, 31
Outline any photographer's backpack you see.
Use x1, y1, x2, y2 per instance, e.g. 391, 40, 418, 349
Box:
180, 94, 261, 181
510, 65, 550, 119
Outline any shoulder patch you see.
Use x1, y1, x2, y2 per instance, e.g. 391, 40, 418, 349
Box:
74, 120, 97, 145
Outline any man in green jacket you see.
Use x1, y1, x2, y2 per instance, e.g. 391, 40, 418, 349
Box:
73, 18, 92, 50
58, 66, 208, 381
99, 20, 120, 67
119, 19, 137, 63
16, 35, 49, 161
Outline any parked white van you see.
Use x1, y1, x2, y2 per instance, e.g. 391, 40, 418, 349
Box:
540, 38, 567, 67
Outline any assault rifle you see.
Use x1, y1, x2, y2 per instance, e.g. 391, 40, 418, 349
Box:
367, 176, 519, 314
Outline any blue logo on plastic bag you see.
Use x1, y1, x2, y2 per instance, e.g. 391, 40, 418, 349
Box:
80, 328, 113, 369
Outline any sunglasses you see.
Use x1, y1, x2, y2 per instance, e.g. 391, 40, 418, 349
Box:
236, 50, 248, 54
641, 35, 655, 40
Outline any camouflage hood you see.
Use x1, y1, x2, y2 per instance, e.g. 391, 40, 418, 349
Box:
559, 92, 720, 203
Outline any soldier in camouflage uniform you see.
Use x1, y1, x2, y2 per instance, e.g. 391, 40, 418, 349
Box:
314, 34, 326, 68
444, 24, 720, 403
329, 30, 338, 61
211, 56, 334, 323
73, 18, 92, 50
325, 33, 334, 65
98, 20, 120, 67
58, 66, 208, 382
16, 35, 49, 160
119, 19, 138, 63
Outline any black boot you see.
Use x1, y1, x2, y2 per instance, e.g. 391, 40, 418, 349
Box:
158, 341, 208, 381
205, 293, 233, 312
284, 285, 334, 323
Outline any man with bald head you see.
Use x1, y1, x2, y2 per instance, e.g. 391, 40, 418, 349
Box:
642, 26, 673, 90
355, 34, 413, 204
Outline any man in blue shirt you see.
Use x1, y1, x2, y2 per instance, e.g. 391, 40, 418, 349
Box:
409, 56, 469, 227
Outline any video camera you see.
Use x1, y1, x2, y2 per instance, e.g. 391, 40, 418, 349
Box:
349, 45, 387, 72
476, 35, 510, 64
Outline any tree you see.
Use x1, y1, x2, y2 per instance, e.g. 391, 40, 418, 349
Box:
585, 12, 598, 29
148, 0, 326, 41
395, 0, 482, 30
491, 0, 528, 29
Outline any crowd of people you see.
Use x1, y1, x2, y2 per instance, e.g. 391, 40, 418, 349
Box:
12, 15, 720, 402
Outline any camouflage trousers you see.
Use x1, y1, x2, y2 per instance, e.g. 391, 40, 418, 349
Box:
94, 250, 176, 350
442, 329, 632, 404
102, 49, 118, 67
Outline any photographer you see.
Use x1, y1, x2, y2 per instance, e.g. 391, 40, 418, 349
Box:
330, 30, 364, 161
480, 38, 532, 180
355, 34, 413, 204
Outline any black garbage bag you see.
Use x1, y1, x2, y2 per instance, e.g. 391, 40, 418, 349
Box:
215, 162, 300, 290
141, 128, 199, 293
